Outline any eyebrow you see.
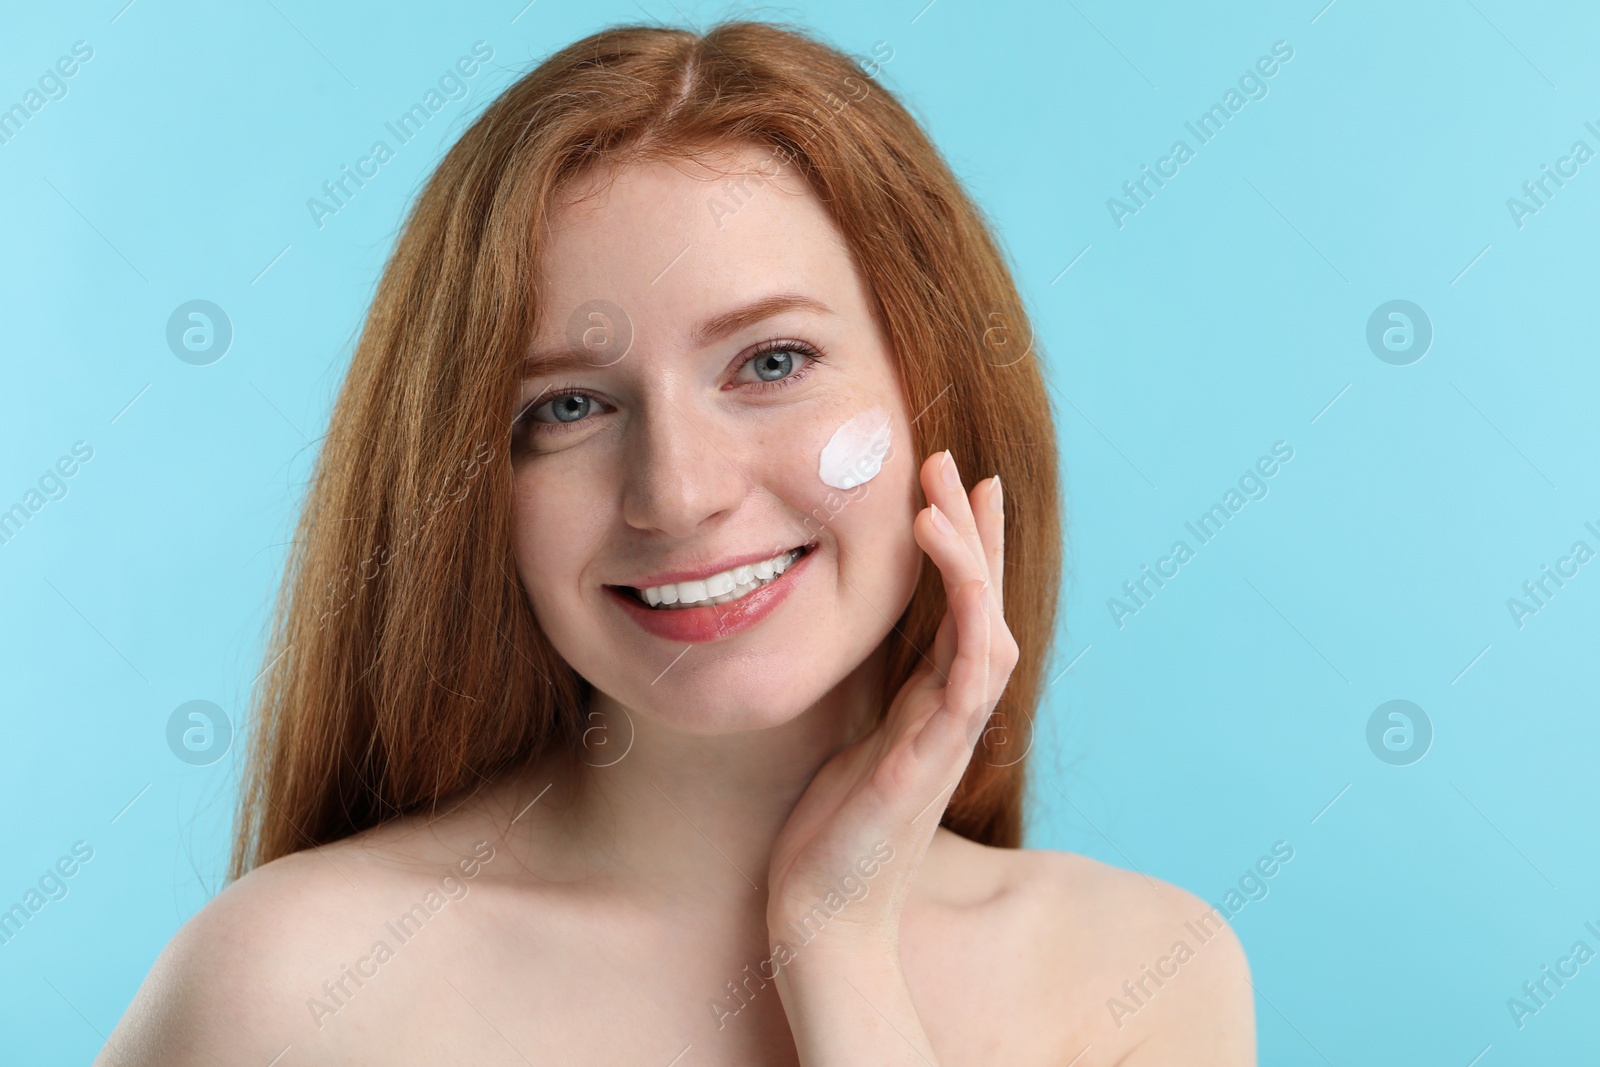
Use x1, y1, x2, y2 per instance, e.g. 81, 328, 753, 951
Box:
521, 292, 833, 377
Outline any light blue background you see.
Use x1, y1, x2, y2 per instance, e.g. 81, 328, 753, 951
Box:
3, 0, 1597, 1062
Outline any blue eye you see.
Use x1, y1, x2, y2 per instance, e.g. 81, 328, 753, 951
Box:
512, 339, 826, 442
543, 394, 597, 424
513, 388, 608, 435
733, 340, 823, 391
736, 343, 812, 385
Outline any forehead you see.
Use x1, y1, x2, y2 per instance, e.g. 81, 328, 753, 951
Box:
531, 145, 863, 340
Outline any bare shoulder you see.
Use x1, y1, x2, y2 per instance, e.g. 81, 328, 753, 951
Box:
97, 816, 507, 1066
1008, 845, 1255, 1064
97, 847, 357, 1065
910, 833, 1255, 1065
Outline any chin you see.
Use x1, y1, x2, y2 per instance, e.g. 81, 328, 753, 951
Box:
631, 676, 823, 736
566, 638, 876, 744
596, 617, 848, 736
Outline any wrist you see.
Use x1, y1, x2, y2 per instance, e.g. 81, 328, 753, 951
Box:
769, 942, 936, 1066
766, 908, 900, 967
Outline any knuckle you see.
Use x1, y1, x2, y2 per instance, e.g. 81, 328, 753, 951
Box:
869, 747, 914, 798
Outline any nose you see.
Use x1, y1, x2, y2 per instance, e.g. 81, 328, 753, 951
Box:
619, 391, 750, 539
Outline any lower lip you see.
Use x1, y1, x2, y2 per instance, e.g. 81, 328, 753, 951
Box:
605, 547, 815, 643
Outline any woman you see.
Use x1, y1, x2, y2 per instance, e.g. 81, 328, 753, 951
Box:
103, 20, 1254, 1065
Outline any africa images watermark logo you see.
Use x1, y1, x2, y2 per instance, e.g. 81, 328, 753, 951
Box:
307, 41, 495, 230
0, 440, 94, 548
1365, 699, 1432, 767
1505, 119, 1600, 231
1106, 840, 1295, 1030
1106, 441, 1295, 629
1505, 518, 1600, 630
1106, 40, 1295, 229
1506, 918, 1600, 1031
1365, 300, 1432, 366
706, 840, 895, 1030
165, 300, 233, 366
165, 700, 233, 766
305, 840, 497, 1030
0, 841, 95, 949
0, 39, 94, 148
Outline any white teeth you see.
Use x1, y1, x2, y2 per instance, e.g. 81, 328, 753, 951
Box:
633, 547, 805, 609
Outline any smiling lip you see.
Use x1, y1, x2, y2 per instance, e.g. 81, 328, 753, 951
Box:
605, 544, 815, 643
615, 541, 815, 590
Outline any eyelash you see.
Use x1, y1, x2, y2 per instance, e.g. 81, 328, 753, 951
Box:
512, 339, 827, 437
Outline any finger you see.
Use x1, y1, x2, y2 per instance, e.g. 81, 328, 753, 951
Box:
882, 482, 985, 748
884, 598, 958, 746
922, 451, 990, 587
928, 591, 957, 675
977, 475, 1004, 610
911, 577, 993, 766
914, 498, 988, 651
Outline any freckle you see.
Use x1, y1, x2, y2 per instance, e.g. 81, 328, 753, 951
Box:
818, 407, 891, 490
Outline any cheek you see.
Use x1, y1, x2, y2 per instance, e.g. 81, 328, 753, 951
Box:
509, 470, 594, 615
817, 406, 892, 491
767, 409, 877, 538
781, 408, 918, 572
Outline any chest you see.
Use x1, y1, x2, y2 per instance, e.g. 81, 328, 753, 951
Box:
294, 896, 1072, 1066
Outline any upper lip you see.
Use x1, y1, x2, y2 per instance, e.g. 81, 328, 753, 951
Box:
611, 541, 815, 590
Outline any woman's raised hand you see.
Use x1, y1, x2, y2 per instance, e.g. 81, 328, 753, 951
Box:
764, 448, 1019, 963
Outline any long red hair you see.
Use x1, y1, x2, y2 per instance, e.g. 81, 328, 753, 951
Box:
231, 19, 1063, 878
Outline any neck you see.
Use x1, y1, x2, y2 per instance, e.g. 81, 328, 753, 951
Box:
521, 642, 889, 908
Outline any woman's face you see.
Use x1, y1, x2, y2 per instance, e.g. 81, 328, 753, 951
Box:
509, 145, 922, 734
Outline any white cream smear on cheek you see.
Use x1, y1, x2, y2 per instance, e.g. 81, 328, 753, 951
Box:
818, 406, 892, 490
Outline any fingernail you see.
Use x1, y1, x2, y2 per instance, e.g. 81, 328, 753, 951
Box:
989, 475, 1003, 513
941, 450, 960, 488
930, 503, 955, 535
980, 583, 990, 612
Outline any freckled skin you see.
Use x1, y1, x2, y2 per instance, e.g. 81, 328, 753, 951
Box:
510, 147, 922, 736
